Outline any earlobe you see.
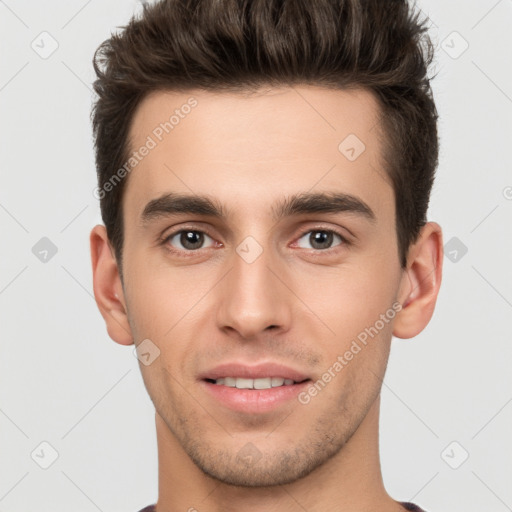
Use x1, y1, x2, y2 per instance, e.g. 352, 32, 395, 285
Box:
393, 222, 444, 339
90, 225, 134, 346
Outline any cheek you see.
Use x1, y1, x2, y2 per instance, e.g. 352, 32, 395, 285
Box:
123, 248, 209, 336
292, 259, 399, 340
289, 260, 399, 397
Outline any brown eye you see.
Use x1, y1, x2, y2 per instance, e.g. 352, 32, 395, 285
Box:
164, 230, 215, 252
295, 230, 346, 251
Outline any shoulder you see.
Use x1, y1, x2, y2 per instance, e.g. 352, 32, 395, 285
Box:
400, 503, 428, 512
137, 506, 156, 512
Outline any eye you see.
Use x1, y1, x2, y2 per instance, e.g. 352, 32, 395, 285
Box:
160, 226, 349, 257
163, 229, 216, 253
295, 229, 347, 251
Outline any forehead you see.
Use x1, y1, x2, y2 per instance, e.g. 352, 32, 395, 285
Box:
123, 86, 393, 225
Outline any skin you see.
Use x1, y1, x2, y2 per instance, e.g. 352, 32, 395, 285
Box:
90, 86, 443, 512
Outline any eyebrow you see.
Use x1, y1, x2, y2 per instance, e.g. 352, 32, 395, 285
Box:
141, 191, 376, 225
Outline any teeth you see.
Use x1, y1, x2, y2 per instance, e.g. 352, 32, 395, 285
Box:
213, 377, 298, 389
236, 378, 253, 389
254, 377, 272, 389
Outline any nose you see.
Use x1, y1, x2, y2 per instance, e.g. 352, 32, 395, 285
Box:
216, 240, 292, 340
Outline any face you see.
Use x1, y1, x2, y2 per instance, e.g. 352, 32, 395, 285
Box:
119, 86, 406, 486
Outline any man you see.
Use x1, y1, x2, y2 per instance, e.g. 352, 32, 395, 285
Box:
90, 0, 443, 510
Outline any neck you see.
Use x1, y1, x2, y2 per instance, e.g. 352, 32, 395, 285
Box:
154, 394, 404, 512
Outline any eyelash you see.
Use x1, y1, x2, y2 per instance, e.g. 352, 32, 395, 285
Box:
159, 226, 351, 257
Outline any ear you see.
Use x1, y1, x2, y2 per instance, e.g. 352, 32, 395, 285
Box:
393, 221, 443, 339
90, 224, 133, 345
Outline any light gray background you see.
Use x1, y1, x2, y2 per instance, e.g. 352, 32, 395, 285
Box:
1, 1, 511, 511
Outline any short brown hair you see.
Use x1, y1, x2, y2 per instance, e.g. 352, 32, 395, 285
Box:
91, 0, 438, 272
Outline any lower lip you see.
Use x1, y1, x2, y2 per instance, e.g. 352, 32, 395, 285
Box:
200, 380, 311, 414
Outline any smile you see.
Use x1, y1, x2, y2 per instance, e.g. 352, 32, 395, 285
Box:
208, 377, 304, 389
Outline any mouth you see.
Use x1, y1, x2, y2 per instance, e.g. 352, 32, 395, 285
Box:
204, 376, 309, 389
198, 363, 312, 413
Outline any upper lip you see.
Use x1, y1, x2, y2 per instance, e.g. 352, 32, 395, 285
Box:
198, 362, 310, 382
